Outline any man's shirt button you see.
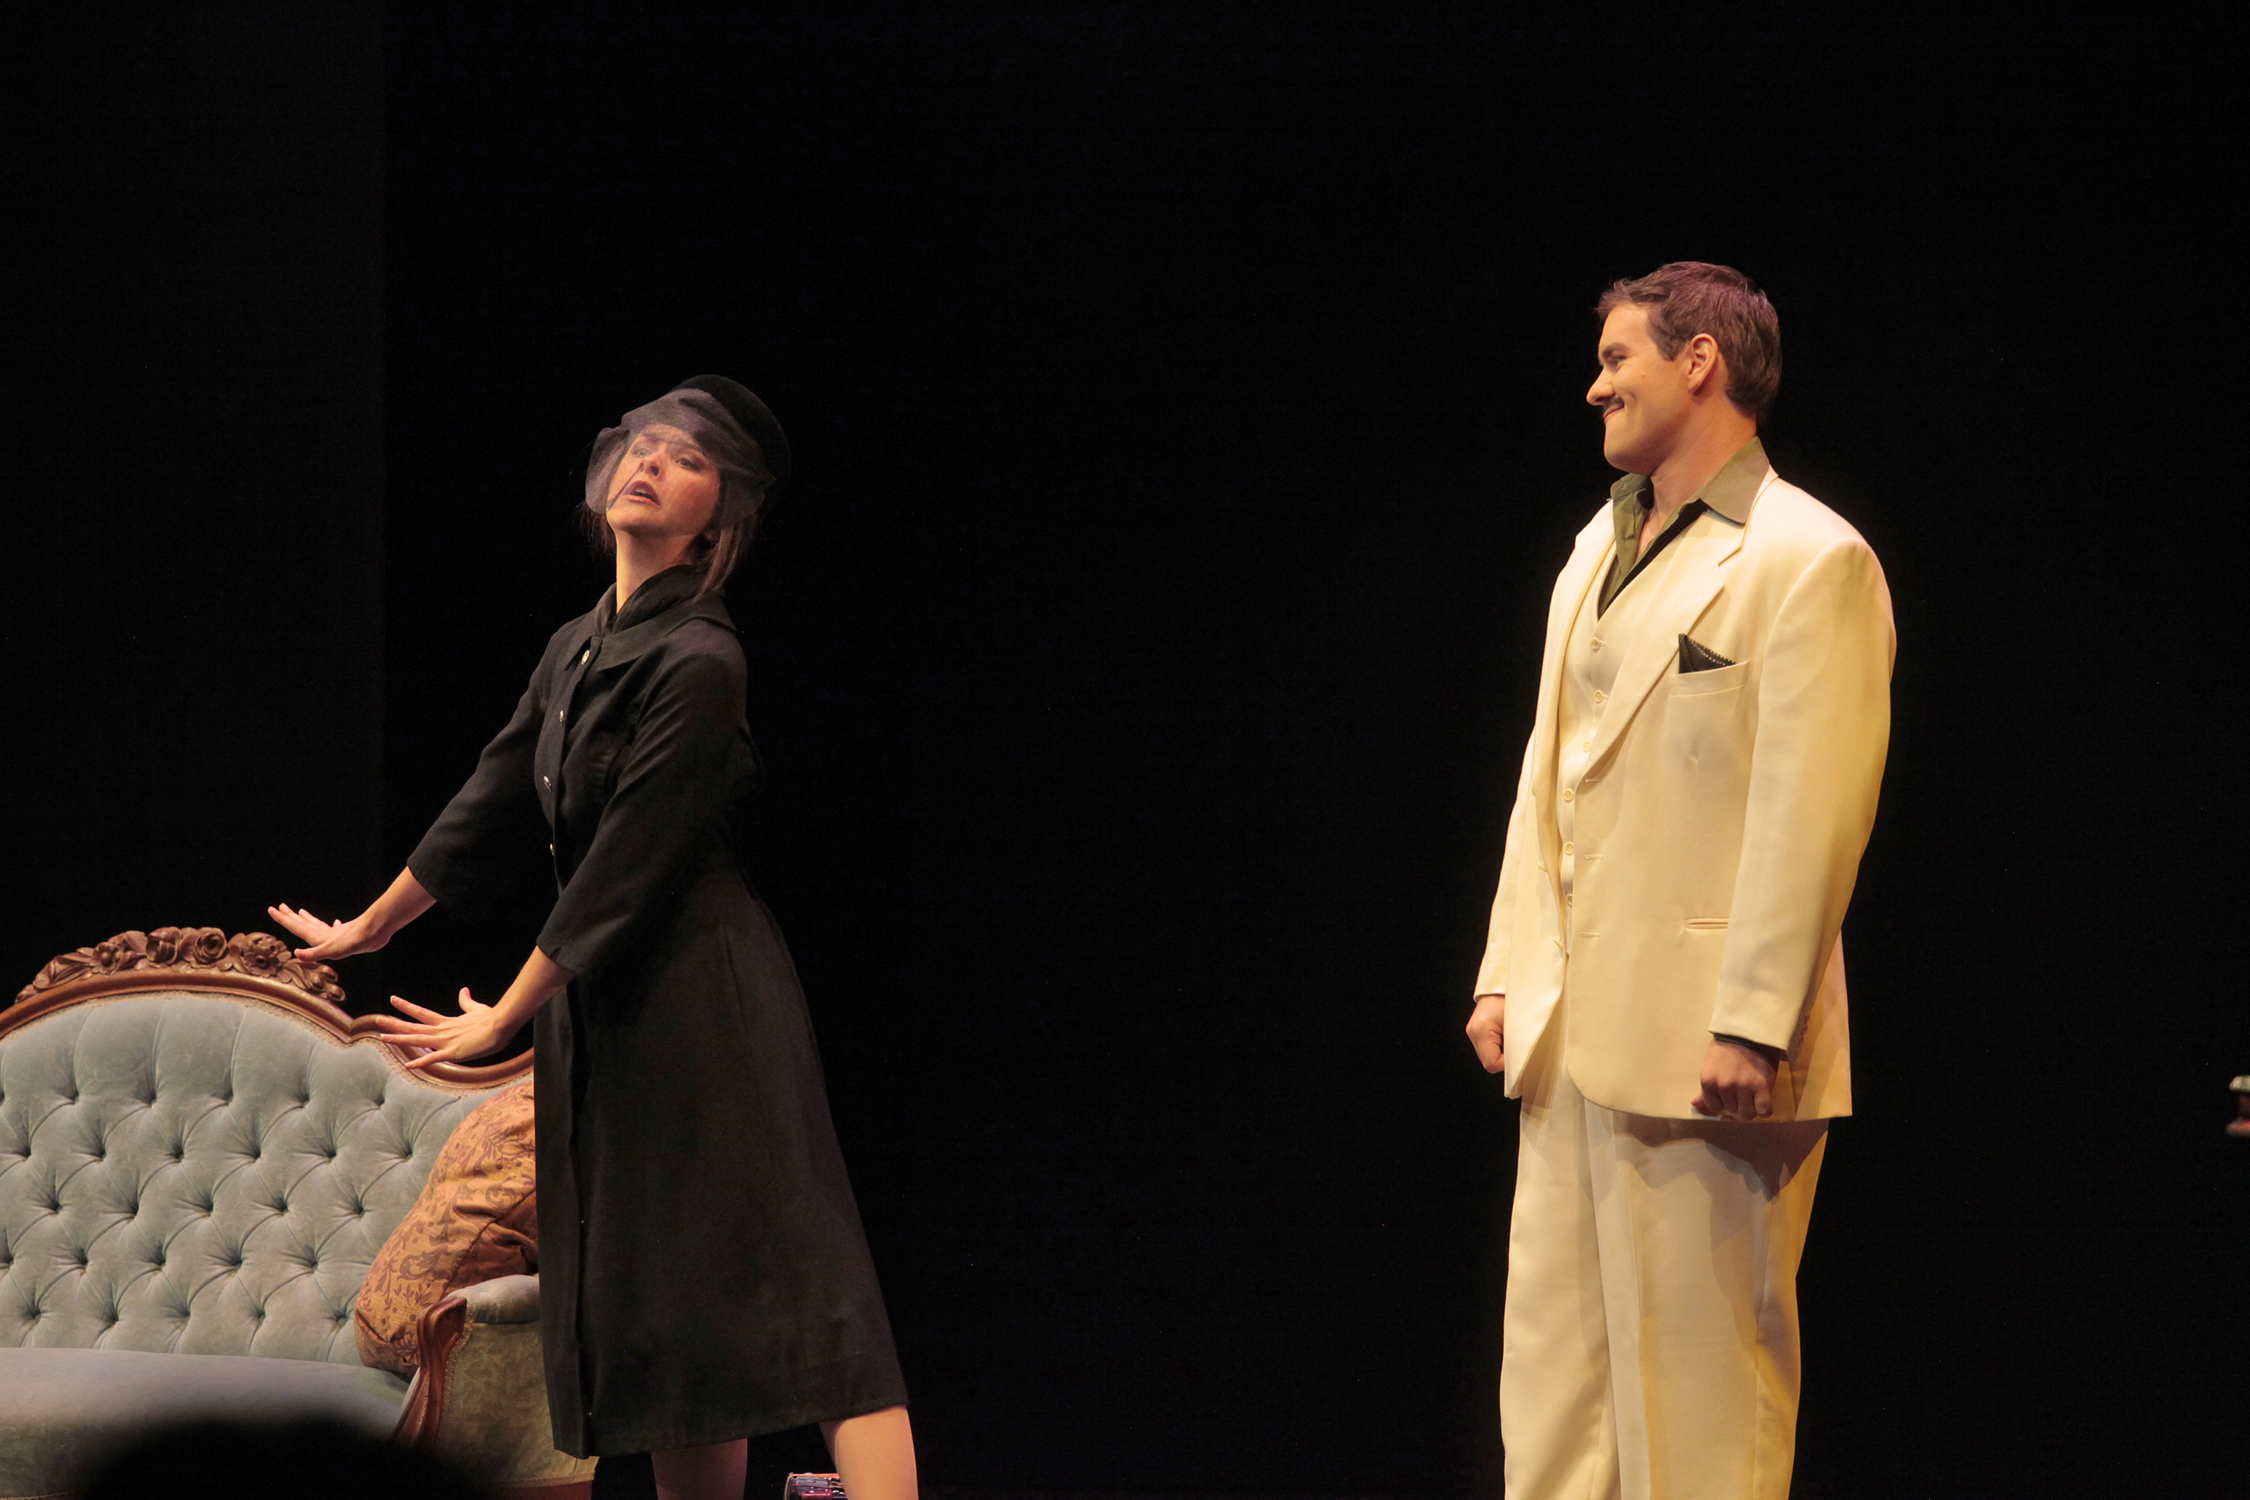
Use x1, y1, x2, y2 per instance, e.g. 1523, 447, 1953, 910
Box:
1561, 788, 1574, 802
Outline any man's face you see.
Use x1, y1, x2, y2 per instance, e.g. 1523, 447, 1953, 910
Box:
1586, 303, 1695, 475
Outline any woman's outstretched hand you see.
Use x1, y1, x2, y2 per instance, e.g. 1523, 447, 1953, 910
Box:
268, 870, 436, 963
370, 989, 516, 1070
267, 904, 387, 962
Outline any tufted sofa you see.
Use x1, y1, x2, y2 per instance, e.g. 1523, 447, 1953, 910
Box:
0, 928, 595, 1498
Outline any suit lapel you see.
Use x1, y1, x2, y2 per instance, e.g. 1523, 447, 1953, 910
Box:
1525, 514, 1612, 857
1585, 512, 1748, 772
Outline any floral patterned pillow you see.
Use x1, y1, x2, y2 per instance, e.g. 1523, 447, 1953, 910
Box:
353, 1080, 537, 1374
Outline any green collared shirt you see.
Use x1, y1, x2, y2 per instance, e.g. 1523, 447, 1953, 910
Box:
1597, 436, 1768, 615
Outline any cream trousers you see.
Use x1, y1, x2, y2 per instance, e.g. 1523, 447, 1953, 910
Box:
1501, 1025, 1827, 1500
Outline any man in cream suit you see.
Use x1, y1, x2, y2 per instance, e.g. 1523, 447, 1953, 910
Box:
1466, 262, 1892, 1499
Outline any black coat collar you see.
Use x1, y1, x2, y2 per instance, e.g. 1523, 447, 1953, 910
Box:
580, 565, 734, 670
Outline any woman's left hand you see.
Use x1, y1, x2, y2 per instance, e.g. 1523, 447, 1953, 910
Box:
369, 989, 515, 1070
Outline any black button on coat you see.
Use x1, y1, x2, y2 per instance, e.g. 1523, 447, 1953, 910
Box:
407, 564, 906, 1456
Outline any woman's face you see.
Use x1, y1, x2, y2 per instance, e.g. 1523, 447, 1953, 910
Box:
604, 423, 722, 545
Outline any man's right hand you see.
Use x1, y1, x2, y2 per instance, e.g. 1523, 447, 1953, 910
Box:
1466, 991, 1507, 1074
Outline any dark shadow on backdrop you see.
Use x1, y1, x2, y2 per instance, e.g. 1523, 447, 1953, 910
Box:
10, 5, 386, 997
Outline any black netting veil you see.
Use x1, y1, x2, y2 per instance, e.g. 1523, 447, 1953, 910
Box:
582, 387, 774, 530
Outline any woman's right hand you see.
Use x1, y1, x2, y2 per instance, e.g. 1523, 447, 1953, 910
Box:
268, 870, 436, 963
267, 904, 389, 962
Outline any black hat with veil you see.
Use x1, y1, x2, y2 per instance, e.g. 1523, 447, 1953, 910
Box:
581, 375, 789, 594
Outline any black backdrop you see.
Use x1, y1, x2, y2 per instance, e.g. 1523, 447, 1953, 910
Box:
11, 8, 2242, 1497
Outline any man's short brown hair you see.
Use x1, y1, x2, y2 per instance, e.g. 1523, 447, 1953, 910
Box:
1597, 262, 1782, 423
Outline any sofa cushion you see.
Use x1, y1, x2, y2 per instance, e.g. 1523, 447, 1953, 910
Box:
353, 1081, 537, 1374
0, 1346, 408, 1497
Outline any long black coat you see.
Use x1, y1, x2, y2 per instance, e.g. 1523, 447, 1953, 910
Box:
408, 564, 905, 1456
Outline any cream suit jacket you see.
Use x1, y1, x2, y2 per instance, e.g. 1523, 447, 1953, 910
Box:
1476, 458, 1893, 1120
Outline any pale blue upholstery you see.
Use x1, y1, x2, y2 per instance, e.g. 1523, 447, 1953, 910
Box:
0, 989, 510, 1496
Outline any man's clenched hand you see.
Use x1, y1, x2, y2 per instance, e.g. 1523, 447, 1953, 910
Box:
1467, 992, 1507, 1074
1693, 1037, 1779, 1119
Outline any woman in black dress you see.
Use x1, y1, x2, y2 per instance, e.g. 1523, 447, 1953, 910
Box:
271, 378, 916, 1500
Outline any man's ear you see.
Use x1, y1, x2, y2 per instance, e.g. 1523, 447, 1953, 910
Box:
1683, 332, 1724, 396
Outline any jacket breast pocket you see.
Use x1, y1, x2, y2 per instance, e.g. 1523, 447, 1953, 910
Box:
1663, 659, 1753, 781
1670, 658, 1749, 697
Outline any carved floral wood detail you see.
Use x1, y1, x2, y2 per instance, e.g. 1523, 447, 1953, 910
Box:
15, 927, 346, 1007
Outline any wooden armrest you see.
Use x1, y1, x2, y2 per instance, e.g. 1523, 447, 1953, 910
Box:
393, 1278, 596, 1496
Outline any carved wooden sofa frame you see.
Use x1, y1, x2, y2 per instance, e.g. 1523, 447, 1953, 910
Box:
0, 928, 593, 1498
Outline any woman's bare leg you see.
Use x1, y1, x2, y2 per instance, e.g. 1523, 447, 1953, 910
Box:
823, 1405, 917, 1500
651, 1437, 748, 1500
